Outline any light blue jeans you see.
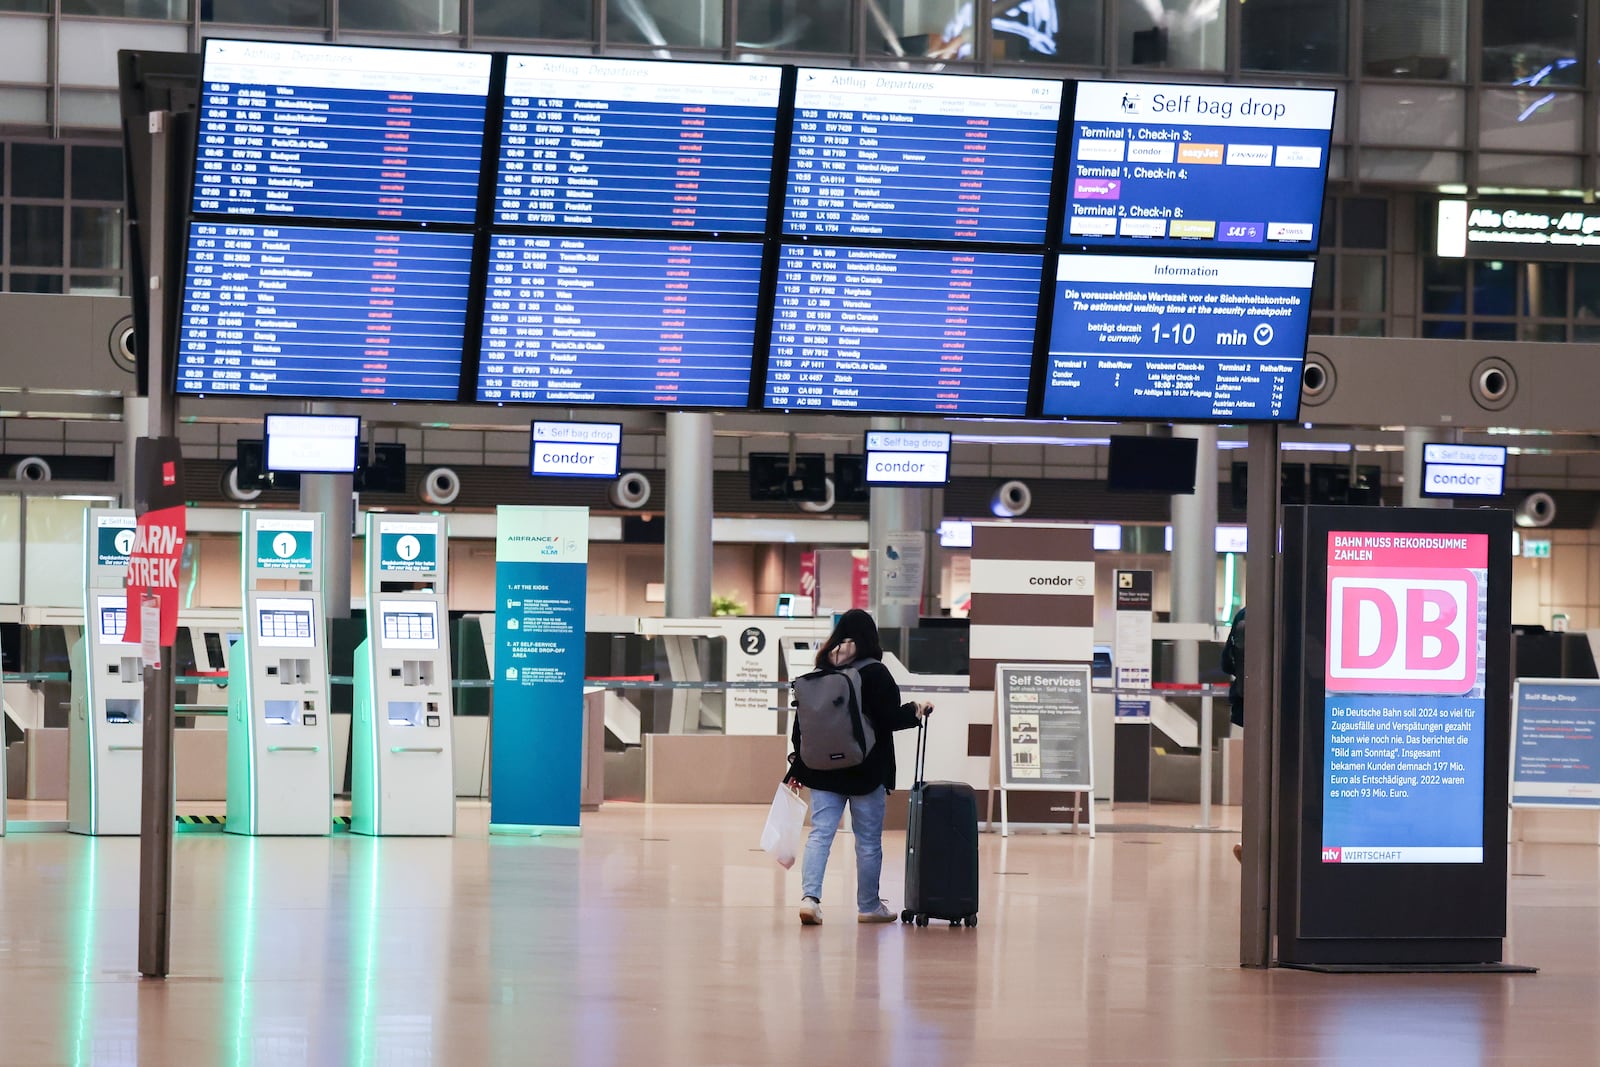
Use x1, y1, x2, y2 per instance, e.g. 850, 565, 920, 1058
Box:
801, 786, 887, 914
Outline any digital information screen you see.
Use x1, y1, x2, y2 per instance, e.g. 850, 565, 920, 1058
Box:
1421, 443, 1507, 499
256, 597, 317, 649
97, 595, 129, 645
1512, 681, 1600, 807
379, 601, 440, 650
765, 244, 1041, 416
194, 40, 490, 225
1042, 254, 1315, 421
477, 235, 761, 407
178, 222, 473, 401
1322, 531, 1489, 864
531, 421, 623, 478
864, 431, 951, 486
1064, 82, 1334, 253
265, 414, 360, 473
496, 56, 781, 233
785, 69, 1061, 244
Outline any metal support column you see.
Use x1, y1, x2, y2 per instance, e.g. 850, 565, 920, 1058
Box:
1240, 422, 1281, 968
300, 474, 354, 618
1403, 426, 1454, 509
1170, 424, 1219, 683
867, 418, 935, 633
664, 412, 714, 619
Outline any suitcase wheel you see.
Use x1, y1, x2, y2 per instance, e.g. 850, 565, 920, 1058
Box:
964, 915, 978, 928
915, 914, 929, 927
900, 910, 912, 924
948, 920, 961, 928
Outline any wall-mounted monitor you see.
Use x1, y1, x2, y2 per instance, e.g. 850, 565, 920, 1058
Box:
96, 594, 130, 645
1063, 81, 1334, 253
864, 431, 951, 486
193, 40, 491, 225
378, 600, 440, 651
1422, 443, 1507, 499
265, 414, 360, 474
1042, 253, 1315, 422
1106, 435, 1199, 494
476, 235, 761, 408
496, 56, 782, 234
785, 69, 1063, 244
255, 597, 317, 649
530, 421, 623, 479
833, 454, 870, 503
356, 442, 407, 494
749, 453, 827, 502
177, 223, 474, 401
764, 244, 1042, 416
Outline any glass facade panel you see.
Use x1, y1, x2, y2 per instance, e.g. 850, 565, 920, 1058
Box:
1480, 90, 1582, 152
340, 0, 459, 34
1241, 0, 1346, 74
1362, 0, 1466, 79
70, 145, 122, 201
1338, 255, 1385, 313
1313, 254, 1334, 309
10, 204, 63, 266
474, 0, 589, 39
1526, 262, 1569, 317
1359, 86, 1465, 146
57, 90, 120, 129
0, 1, 48, 11
1471, 259, 1515, 316
1523, 322, 1567, 341
9, 273, 64, 293
68, 273, 122, 294
1422, 258, 1466, 314
59, 22, 188, 87
1476, 153, 1582, 190
1358, 149, 1462, 183
0, 88, 47, 126
989, 0, 1100, 65
60, 0, 187, 17
1470, 321, 1516, 340
69, 205, 121, 271
1575, 262, 1600, 319
1116, 0, 1222, 70
11, 142, 63, 197
736, 0, 849, 52
607, 0, 722, 49
0, 17, 49, 83
864, 0, 973, 60
202, 0, 326, 27
1482, 0, 1582, 86
1341, 198, 1387, 249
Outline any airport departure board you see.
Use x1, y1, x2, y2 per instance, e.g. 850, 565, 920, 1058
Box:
194, 41, 491, 225
1064, 82, 1334, 253
496, 56, 783, 233
784, 69, 1062, 244
476, 235, 763, 407
764, 244, 1042, 415
1041, 253, 1315, 421
176, 222, 473, 400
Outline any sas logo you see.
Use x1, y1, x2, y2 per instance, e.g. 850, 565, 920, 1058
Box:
1321, 847, 1342, 864
1326, 569, 1478, 695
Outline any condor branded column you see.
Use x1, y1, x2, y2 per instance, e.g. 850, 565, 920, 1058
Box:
228, 511, 332, 835
68, 509, 142, 835
352, 515, 454, 836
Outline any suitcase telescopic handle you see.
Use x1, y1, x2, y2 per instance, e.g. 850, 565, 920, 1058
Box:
915, 715, 928, 787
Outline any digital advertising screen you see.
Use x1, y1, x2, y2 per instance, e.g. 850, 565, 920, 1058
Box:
764, 243, 1042, 416
1321, 530, 1490, 864
194, 40, 491, 225
1041, 253, 1314, 421
496, 56, 782, 233
864, 431, 951, 486
476, 235, 761, 407
177, 222, 474, 400
530, 421, 623, 478
1063, 81, 1334, 253
784, 68, 1062, 244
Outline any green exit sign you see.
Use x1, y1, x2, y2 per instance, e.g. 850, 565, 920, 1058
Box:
1522, 538, 1552, 559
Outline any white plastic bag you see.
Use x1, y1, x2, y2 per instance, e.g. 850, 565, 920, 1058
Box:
760, 784, 807, 869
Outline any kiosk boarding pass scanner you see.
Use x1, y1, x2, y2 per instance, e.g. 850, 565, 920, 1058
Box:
227, 511, 333, 835
353, 515, 455, 835
68, 509, 143, 835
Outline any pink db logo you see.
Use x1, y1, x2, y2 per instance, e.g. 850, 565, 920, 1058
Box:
1326, 569, 1478, 694
1321, 847, 1342, 863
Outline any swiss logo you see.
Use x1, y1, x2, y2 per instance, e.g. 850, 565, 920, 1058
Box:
1326, 567, 1478, 695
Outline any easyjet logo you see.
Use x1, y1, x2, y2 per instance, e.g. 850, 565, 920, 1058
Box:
1326, 569, 1478, 695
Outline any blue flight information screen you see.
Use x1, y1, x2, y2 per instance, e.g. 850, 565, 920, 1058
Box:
784, 69, 1062, 244
176, 222, 473, 400
1042, 254, 1315, 421
193, 40, 491, 225
764, 244, 1042, 416
496, 56, 782, 233
476, 236, 762, 408
1064, 81, 1334, 253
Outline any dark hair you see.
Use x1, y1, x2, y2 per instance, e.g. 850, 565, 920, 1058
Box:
814, 608, 883, 668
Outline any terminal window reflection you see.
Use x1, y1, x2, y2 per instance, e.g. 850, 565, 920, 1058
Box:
866, 0, 975, 60
989, 0, 1102, 66
1482, 0, 1583, 86
1241, 0, 1346, 73
60, 0, 188, 16
736, 0, 849, 53
201, 0, 327, 27
608, 0, 723, 49
1361, 0, 1466, 79
1117, 0, 1224, 71
340, 0, 460, 34
474, 0, 591, 39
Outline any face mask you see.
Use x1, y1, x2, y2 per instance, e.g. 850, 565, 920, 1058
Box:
829, 639, 856, 667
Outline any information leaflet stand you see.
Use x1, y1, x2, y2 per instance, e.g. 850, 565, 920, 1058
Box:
228, 511, 332, 836
352, 515, 455, 836
1275, 506, 1528, 971
68, 508, 142, 835
993, 663, 1095, 837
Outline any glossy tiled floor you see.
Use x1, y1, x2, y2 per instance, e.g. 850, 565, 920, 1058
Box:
0, 800, 1594, 1065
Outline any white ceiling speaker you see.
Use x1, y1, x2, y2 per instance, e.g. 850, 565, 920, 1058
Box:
222, 464, 262, 503
609, 471, 652, 510
419, 467, 461, 507
797, 475, 836, 513
1515, 491, 1557, 528
992, 479, 1032, 518
10, 457, 52, 482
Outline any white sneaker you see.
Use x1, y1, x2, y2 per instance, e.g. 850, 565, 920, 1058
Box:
858, 900, 896, 924
799, 897, 822, 926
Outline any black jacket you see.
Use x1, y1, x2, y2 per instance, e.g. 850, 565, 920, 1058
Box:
786, 660, 921, 796
1220, 607, 1246, 726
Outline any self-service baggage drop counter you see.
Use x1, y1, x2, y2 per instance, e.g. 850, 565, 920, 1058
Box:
68, 508, 142, 835
228, 511, 333, 836
352, 515, 455, 835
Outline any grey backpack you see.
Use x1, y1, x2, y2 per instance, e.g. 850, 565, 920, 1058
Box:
793, 658, 878, 770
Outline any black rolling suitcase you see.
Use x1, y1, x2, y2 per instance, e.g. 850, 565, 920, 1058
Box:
901, 719, 980, 928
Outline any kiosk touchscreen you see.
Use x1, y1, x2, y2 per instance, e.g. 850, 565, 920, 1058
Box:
227, 512, 333, 835
68, 509, 143, 835
353, 515, 455, 835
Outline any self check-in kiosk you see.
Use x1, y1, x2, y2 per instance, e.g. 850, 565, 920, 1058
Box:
228, 511, 332, 835
352, 515, 454, 835
68, 508, 142, 835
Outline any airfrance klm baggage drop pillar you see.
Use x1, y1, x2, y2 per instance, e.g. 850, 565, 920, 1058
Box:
353, 515, 455, 836
228, 511, 333, 836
